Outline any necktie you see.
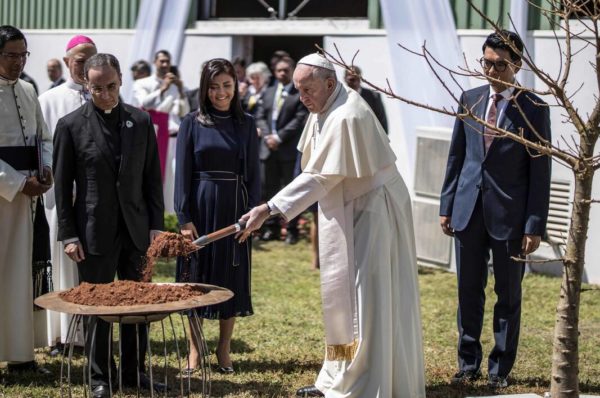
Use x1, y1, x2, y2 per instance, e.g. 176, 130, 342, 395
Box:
275, 83, 284, 112
484, 93, 503, 153
271, 83, 284, 133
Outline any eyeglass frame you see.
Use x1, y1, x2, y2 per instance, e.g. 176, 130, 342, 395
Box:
479, 57, 513, 73
87, 81, 120, 95
0, 51, 31, 60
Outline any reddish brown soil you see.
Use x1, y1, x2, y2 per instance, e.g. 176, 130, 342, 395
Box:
141, 232, 197, 282
147, 232, 197, 258
59, 280, 204, 306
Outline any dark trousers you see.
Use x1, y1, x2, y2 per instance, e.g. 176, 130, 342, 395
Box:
77, 229, 147, 387
454, 196, 525, 377
262, 156, 298, 234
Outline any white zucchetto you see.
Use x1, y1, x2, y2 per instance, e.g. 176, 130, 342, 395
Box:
298, 53, 335, 71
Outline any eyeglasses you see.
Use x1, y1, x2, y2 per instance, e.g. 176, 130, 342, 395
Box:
480, 58, 510, 72
0, 51, 30, 60
88, 82, 120, 95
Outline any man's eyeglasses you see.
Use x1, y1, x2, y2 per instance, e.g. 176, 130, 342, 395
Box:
88, 82, 119, 95
0, 51, 30, 60
480, 58, 510, 72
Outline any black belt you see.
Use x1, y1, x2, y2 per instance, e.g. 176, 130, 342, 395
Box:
192, 171, 242, 181
0, 145, 37, 171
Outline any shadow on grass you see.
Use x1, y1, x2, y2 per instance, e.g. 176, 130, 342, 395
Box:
0, 360, 303, 396
418, 265, 449, 275
0, 364, 61, 388
505, 376, 600, 393
211, 378, 285, 396
426, 382, 517, 398
148, 337, 254, 356
426, 377, 600, 398
233, 358, 320, 374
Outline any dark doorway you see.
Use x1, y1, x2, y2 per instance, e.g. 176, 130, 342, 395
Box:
252, 36, 323, 66
208, 0, 368, 19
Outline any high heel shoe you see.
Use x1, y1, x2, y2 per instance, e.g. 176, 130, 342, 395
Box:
215, 350, 234, 374
180, 367, 196, 377
217, 365, 234, 374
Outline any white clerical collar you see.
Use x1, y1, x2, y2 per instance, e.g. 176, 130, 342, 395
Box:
0, 74, 18, 86
104, 102, 120, 114
318, 81, 342, 116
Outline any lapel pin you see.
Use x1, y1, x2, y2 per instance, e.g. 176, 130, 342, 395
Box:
125, 120, 133, 128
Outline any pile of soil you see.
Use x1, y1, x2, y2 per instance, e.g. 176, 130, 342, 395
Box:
141, 232, 197, 282
59, 280, 204, 306
147, 232, 198, 258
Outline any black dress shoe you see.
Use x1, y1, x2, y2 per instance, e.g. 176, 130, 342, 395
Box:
260, 229, 280, 241
488, 374, 508, 388
296, 385, 324, 397
285, 232, 299, 245
7, 361, 51, 375
451, 369, 481, 384
91, 384, 111, 398
124, 372, 168, 393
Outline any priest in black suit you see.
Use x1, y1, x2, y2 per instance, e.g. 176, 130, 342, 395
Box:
255, 56, 308, 243
344, 66, 388, 134
53, 53, 165, 398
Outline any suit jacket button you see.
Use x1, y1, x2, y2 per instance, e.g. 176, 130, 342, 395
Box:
116, 181, 120, 187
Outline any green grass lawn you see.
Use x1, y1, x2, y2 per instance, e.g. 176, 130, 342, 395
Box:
1, 239, 599, 397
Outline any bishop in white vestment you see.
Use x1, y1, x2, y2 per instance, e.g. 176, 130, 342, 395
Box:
37, 34, 96, 348
0, 26, 53, 365
239, 54, 426, 398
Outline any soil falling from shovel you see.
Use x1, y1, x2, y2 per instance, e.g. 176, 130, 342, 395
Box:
142, 232, 198, 282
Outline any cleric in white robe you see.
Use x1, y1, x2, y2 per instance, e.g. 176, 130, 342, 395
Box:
38, 34, 96, 349
239, 53, 426, 398
0, 25, 53, 369
132, 50, 190, 214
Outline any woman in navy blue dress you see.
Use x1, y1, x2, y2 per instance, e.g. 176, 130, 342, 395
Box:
175, 58, 260, 372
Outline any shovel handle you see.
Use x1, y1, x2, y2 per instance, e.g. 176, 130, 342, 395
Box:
192, 220, 247, 248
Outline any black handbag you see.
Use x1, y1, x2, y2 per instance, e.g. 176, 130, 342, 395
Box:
32, 132, 53, 309
32, 195, 53, 309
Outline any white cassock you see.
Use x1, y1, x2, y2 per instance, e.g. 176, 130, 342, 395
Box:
0, 77, 52, 361
38, 78, 88, 346
270, 83, 426, 397
132, 75, 190, 213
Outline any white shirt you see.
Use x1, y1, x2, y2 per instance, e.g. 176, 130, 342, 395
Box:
485, 85, 515, 126
132, 74, 190, 133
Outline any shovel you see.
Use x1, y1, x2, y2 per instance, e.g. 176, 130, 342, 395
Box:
189, 220, 247, 252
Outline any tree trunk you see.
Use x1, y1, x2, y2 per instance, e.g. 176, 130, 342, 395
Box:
550, 169, 594, 397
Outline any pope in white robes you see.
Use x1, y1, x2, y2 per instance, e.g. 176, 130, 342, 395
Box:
37, 34, 97, 348
0, 26, 53, 366
239, 53, 426, 398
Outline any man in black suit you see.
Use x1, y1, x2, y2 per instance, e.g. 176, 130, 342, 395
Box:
439, 31, 551, 389
53, 53, 165, 398
344, 66, 388, 134
255, 56, 308, 243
